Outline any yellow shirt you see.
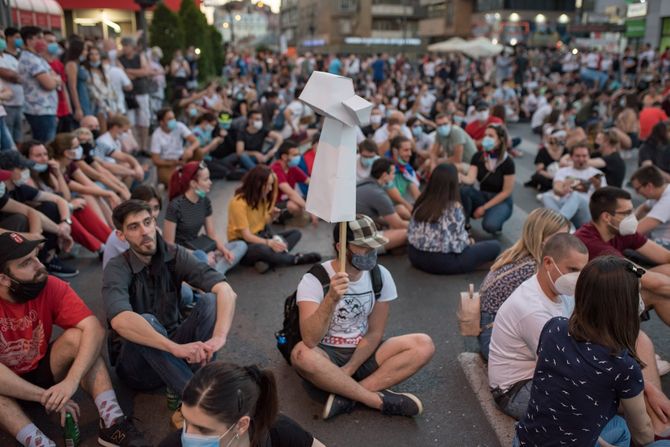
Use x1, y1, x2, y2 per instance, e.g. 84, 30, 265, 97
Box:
227, 195, 272, 241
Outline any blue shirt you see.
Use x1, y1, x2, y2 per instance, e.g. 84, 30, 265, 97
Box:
372, 59, 385, 81
516, 317, 644, 447
328, 58, 341, 75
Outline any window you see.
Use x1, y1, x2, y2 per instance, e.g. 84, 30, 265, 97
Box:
340, 19, 352, 34
446, 0, 453, 26
340, 0, 357, 12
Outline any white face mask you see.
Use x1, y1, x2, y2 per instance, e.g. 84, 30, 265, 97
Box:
618, 214, 638, 236
370, 115, 382, 125
548, 258, 580, 296
252, 120, 263, 130
14, 169, 30, 186
478, 110, 489, 121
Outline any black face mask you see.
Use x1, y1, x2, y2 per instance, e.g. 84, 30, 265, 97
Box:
80, 142, 95, 163
7, 272, 47, 303
91, 129, 101, 140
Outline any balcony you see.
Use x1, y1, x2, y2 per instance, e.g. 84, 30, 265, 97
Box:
371, 4, 415, 16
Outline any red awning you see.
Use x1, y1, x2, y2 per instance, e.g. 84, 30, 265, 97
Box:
11, 0, 63, 29
55, 0, 200, 12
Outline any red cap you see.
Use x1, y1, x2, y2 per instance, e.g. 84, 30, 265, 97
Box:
0, 169, 11, 182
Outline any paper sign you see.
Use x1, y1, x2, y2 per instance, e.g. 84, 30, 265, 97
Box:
299, 71, 373, 223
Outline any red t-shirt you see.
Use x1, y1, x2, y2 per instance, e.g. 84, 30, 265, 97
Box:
271, 161, 308, 200
465, 116, 504, 146
574, 222, 647, 260
302, 149, 316, 175
48, 59, 71, 118
0, 276, 93, 375
639, 107, 668, 141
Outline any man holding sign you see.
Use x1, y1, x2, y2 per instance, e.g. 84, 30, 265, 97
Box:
290, 215, 435, 420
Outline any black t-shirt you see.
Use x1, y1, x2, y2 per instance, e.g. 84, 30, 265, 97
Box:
0, 191, 9, 209
534, 146, 567, 169
237, 127, 269, 152
361, 123, 383, 138
9, 184, 39, 203
638, 141, 670, 173
470, 151, 515, 193
165, 195, 213, 247
624, 56, 638, 74
158, 415, 314, 447
600, 152, 626, 188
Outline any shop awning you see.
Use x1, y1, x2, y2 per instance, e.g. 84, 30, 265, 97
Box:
56, 0, 199, 12
11, 0, 63, 29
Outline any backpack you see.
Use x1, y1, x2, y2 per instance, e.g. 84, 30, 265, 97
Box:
275, 263, 383, 365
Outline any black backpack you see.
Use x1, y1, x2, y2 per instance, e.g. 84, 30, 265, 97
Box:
275, 263, 383, 365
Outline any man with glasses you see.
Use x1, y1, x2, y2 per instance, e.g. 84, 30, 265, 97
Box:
576, 186, 670, 325
631, 166, 670, 249
102, 199, 237, 425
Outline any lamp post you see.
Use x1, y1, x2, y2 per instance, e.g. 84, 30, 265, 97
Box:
134, 0, 157, 48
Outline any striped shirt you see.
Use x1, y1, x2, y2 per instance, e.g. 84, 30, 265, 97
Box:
165, 195, 212, 247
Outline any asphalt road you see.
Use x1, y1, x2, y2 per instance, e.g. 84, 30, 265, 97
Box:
4, 123, 670, 447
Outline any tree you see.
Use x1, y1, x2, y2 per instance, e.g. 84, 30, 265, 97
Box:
178, 0, 213, 80
208, 25, 225, 77
148, 2, 183, 65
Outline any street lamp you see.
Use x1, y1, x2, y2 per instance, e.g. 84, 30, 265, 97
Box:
134, 0, 158, 48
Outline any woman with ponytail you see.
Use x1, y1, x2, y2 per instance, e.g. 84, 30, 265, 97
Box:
158, 362, 325, 447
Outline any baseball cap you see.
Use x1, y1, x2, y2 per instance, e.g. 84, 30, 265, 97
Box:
0, 232, 44, 272
333, 214, 389, 249
0, 151, 34, 170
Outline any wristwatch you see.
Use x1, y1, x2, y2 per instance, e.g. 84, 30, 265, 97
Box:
61, 218, 72, 225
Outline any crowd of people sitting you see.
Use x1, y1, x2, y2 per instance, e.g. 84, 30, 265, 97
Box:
3, 23, 670, 446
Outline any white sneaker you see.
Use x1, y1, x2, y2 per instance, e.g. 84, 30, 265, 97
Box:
656, 354, 670, 376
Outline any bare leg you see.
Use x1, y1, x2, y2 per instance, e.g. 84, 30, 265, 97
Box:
84, 194, 107, 224
395, 204, 411, 221
637, 331, 670, 436
641, 271, 670, 325
0, 395, 34, 438
358, 334, 435, 392
287, 200, 302, 217
291, 342, 383, 409
382, 229, 407, 251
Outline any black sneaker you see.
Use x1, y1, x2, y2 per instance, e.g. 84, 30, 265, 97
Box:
322, 393, 356, 420
379, 389, 423, 417
254, 261, 271, 274
46, 257, 79, 278
293, 252, 322, 265
98, 417, 150, 447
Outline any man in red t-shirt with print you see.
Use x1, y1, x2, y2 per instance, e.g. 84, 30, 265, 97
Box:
575, 187, 670, 327
0, 232, 147, 447
270, 140, 317, 225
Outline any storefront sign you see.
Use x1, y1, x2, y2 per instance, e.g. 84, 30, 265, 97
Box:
627, 2, 647, 18
344, 37, 421, 46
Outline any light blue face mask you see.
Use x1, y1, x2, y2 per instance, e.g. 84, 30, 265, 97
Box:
189, 108, 198, 117
0, 181, 5, 196
437, 124, 452, 137
0, 39, 6, 52
482, 136, 496, 152
69, 146, 84, 160
412, 126, 424, 138
360, 155, 378, 168
47, 42, 59, 55
181, 420, 237, 447
167, 119, 178, 131
288, 155, 301, 168
90, 60, 101, 68
14, 38, 23, 49
32, 163, 48, 173
195, 188, 206, 198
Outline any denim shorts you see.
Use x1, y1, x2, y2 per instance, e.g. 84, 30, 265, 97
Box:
319, 343, 380, 382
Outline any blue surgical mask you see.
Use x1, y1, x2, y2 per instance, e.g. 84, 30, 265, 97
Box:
189, 108, 198, 117
90, 60, 101, 68
350, 249, 378, 271
482, 136, 496, 152
195, 188, 206, 198
360, 155, 378, 168
0, 181, 5, 197
32, 163, 48, 173
288, 155, 301, 168
453, 115, 465, 125
0, 39, 6, 52
181, 420, 237, 447
383, 179, 394, 190
69, 146, 84, 160
412, 126, 424, 138
167, 119, 178, 131
47, 42, 59, 55
14, 38, 23, 49
437, 124, 452, 137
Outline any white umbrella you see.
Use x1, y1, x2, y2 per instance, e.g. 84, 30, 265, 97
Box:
428, 37, 503, 59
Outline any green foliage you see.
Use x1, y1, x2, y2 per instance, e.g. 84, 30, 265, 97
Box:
178, 0, 214, 80
148, 2, 183, 65
208, 25, 225, 76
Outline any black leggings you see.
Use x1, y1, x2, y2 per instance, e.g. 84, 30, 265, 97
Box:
241, 229, 301, 267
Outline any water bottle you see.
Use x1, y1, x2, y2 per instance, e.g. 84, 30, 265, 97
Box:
166, 387, 181, 411
64, 412, 80, 447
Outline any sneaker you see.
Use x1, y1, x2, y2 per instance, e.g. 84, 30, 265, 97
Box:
254, 261, 271, 274
293, 252, 322, 265
322, 393, 356, 420
170, 407, 184, 430
656, 354, 670, 376
98, 417, 150, 447
379, 389, 423, 417
47, 257, 79, 278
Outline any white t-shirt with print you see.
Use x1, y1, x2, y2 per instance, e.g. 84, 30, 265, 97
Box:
645, 185, 670, 243
488, 275, 574, 392
150, 122, 192, 160
296, 261, 397, 348
554, 165, 606, 200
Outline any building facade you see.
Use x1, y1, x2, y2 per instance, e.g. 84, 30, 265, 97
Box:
279, 0, 426, 54
418, 0, 473, 43
211, 0, 279, 50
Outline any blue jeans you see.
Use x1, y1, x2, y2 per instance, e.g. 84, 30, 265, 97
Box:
460, 186, 513, 234
4, 105, 22, 144
478, 311, 495, 361
542, 192, 591, 229
24, 114, 56, 143
115, 293, 217, 394
239, 153, 259, 171
191, 241, 248, 275
0, 116, 14, 150
495, 380, 533, 420
408, 240, 501, 275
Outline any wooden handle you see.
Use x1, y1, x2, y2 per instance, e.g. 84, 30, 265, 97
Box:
339, 221, 347, 272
